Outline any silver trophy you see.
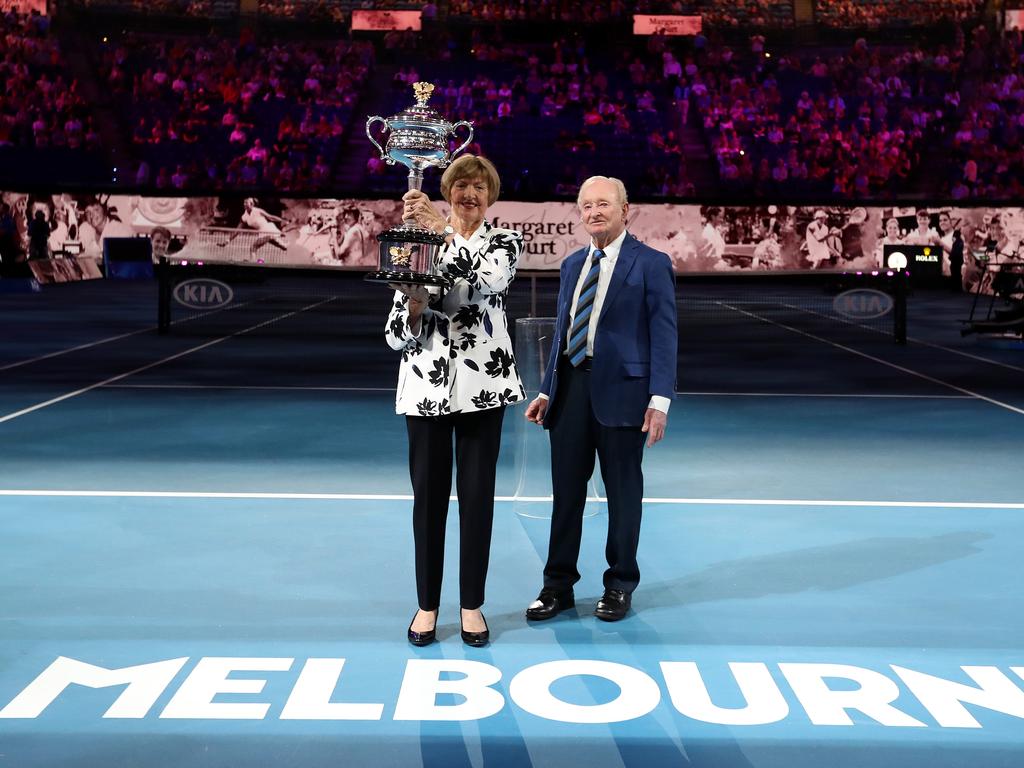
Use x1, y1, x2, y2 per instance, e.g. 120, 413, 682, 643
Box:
365, 82, 474, 286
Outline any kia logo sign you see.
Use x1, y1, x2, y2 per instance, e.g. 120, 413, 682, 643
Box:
173, 279, 234, 309
833, 289, 893, 320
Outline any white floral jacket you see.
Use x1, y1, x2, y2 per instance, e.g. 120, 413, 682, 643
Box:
385, 220, 526, 417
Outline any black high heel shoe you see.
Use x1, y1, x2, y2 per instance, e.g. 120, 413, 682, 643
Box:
460, 610, 490, 647
407, 610, 437, 647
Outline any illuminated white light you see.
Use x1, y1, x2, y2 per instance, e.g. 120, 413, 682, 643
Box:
887, 251, 908, 269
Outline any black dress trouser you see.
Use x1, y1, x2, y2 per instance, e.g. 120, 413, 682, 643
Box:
544, 359, 646, 594
406, 406, 506, 611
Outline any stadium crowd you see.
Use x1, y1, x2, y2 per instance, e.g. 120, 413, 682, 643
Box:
98, 30, 374, 191
0, 11, 98, 152
2, 0, 1016, 202
696, 37, 945, 197
814, 0, 984, 29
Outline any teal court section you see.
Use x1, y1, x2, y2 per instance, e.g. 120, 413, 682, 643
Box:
1, 493, 1024, 768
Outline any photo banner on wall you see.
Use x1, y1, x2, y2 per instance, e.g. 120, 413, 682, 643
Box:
491, 201, 1022, 295
632, 14, 703, 35
2, 190, 1021, 292
0, 0, 47, 14
351, 9, 422, 31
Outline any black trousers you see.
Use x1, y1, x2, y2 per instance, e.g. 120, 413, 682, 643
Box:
406, 406, 506, 611
544, 359, 646, 594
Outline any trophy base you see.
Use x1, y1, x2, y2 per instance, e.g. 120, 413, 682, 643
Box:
364, 270, 449, 288
369, 224, 447, 288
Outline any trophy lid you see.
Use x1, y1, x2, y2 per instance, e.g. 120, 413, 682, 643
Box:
388, 82, 449, 128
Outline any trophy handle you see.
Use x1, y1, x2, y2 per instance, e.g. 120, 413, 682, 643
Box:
366, 116, 388, 159
449, 121, 475, 161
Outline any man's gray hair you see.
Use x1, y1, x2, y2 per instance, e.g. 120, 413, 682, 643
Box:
577, 176, 629, 208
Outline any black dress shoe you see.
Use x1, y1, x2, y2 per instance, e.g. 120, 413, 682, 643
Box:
594, 589, 631, 622
407, 611, 437, 646
525, 588, 575, 621
461, 612, 490, 647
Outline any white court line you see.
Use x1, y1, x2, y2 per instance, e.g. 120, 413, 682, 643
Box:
0, 298, 338, 425
0, 326, 156, 371
677, 391, 970, 399
723, 303, 1024, 417
790, 303, 1024, 374
100, 383, 971, 400
0, 489, 1022, 509
0, 296, 276, 373
104, 383, 397, 392
902, 334, 1024, 373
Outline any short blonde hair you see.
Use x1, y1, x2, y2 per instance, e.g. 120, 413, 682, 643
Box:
577, 176, 628, 208
440, 154, 501, 206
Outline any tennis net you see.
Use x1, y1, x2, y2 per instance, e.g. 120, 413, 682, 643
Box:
157, 257, 908, 344
673, 270, 907, 344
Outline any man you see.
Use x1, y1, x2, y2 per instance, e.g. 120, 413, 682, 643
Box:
698, 206, 727, 270
150, 227, 173, 261
936, 210, 965, 292
904, 209, 941, 249
0, 202, 21, 275
523, 176, 677, 623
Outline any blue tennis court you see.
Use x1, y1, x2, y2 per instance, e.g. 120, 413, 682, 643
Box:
1, 275, 1023, 767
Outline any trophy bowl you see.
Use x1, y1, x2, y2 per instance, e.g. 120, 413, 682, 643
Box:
364, 82, 474, 287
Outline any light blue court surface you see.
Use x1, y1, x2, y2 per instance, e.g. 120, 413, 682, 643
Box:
2, 278, 1024, 767
2, 493, 1024, 767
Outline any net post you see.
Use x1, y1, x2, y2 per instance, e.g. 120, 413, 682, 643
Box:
893, 269, 907, 344
157, 256, 171, 334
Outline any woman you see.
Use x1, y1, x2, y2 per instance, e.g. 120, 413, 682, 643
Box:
334, 208, 367, 265
385, 154, 524, 648
804, 209, 834, 269
218, 198, 287, 256
874, 216, 904, 268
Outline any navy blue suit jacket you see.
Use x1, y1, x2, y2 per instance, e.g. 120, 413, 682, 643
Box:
540, 232, 677, 427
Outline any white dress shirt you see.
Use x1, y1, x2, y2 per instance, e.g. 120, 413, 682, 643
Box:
567, 229, 627, 359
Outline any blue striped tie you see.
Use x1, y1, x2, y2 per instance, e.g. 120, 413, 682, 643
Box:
566, 249, 605, 366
